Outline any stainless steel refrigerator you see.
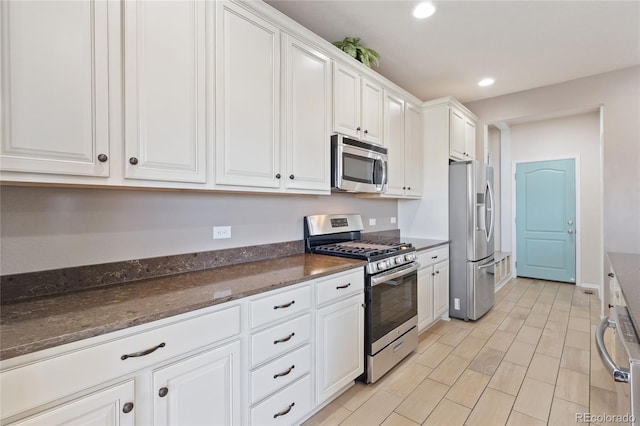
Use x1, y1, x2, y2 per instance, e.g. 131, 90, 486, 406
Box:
449, 160, 495, 321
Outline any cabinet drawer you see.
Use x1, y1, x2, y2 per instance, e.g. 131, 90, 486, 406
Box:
250, 285, 311, 329
1, 304, 241, 420
315, 268, 364, 306
251, 314, 311, 367
250, 344, 311, 405
250, 375, 312, 426
418, 246, 449, 267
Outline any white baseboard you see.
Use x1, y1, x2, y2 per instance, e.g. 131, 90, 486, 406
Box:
494, 274, 513, 293
577, 282, 600, 298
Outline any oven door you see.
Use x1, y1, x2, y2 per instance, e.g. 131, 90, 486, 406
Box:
366, 263, 418, 355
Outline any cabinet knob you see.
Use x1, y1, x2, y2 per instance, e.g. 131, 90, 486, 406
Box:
158, 387, 169, 398
407, 187, 411, 190
97, 154, 108, 162
122, 402, 134, 414
436, 270, 440, 274
608, 272, 615, 278
129, 157, 139, 165
289, 174, 294, 180
432, 272, 435, 276
356, 126, 361, 131
609, 304, 614, 309
402, 186, 406, 190
364, 129, 368, 134
275, 173, 281, 179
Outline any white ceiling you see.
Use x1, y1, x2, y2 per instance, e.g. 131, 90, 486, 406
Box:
265, 0, 640, 103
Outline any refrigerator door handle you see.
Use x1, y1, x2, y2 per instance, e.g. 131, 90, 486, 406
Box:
485, 181, 495, 242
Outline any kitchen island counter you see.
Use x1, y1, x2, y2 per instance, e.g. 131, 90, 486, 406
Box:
608, 252, 640, 331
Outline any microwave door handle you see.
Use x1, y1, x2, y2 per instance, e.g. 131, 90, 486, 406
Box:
374, 156, 386, 193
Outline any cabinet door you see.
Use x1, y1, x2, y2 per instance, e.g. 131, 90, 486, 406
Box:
0, 1, 110, 177
417, 267, 434, 331
216, 2, 280, 188
10, 381, 135, 426
464, 117, 476, 160
332, 63, 361, 138
123, 0, 209, 183
316, 294, 364, 404
383, 92, 405, 196
404, 103, 423, 197
434, 261, 450, 317
283, 35, 331, 192
449, 107, 466, 160
361, 78, 384, 144
153, 340, 241, 426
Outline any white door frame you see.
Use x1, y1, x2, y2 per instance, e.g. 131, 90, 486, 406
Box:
511, 156, 581, 286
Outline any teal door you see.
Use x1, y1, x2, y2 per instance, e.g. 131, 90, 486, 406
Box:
516, 159, 576, 283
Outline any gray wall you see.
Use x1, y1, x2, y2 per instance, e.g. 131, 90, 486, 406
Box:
466, 66, 640, 255
0, 187, 398, 274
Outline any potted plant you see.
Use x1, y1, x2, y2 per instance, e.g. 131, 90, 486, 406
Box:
333, 37, 380, 68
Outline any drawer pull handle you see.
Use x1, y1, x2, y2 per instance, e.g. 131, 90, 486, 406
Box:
122, 402, 134, 414
431, 255, 438, 259
336, 283, 351, 290
273, 333, 295, 344
274, 300, 295, 310
158, 387, 169, 398
121, 342, 165, 360
273, 402, 295, 419
273, 365, 295, 379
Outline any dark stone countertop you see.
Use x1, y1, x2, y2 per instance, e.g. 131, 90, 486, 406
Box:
608, 252, 640, 331
0, 254, 365, 361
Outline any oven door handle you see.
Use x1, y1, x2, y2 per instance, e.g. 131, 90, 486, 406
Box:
595, 316, 630, 383
370, 263, 418, 287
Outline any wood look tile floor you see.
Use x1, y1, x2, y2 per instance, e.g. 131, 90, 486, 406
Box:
304, 277, 618, 426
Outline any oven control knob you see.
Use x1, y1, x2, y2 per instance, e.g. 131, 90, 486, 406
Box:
377, 261, 387, 271
395, 256, 404, 265
405, 253, 415, 262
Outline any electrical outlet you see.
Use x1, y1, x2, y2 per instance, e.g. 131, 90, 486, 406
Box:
390, 216, 397, 224
213, 226, 231, 239
369, 218, 376, 226
454, 298, 461, 310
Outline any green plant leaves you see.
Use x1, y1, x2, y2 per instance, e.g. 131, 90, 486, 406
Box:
332, 37, 380, 68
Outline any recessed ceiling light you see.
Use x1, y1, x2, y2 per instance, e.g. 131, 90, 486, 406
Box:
413, 2, 436, 19
478, 78, 495, 87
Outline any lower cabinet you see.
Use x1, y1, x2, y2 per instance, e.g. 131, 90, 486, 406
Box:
417, 245, 450, 332
152, 341, 241, 426
2, 267, 366, 426
10, 380, 135, 426
316, 293, 365, 404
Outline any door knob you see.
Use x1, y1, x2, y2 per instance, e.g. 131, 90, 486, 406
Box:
568, 229, 574, 234
568, 220, 574, 225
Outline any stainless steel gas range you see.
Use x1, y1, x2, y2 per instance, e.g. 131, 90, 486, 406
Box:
304, 214, 418, 383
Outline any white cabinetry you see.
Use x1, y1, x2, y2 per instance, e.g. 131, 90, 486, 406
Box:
282, 35, 331, 192
403, 103, 423, 197
417, 245, 450, 331
314, 269, 365, 404
0, 0, 110, 177
9, 381, 135, 426
1, 304, 242, 426
449, 104, 477, 161
333, 63, 383, 144
248, 283, 313, 425
215, 1, 280, 189
152, 341, 241, 426
123, 0, 210, 183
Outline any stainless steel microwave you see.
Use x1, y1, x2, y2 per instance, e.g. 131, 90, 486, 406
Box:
331, 134, 388, 193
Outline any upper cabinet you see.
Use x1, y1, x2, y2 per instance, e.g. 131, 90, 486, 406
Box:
0, 0, 110, 177
282, 35, 331, 192
123, 0, 210, 183
375, 91, 422, 199
449, 104, 477, 161
333, 63, 383, 145
215, 1, 281, 189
